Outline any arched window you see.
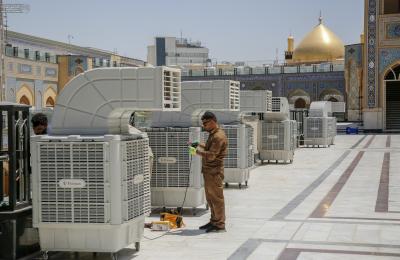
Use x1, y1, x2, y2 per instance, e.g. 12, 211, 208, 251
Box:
294, 98, 306, 109
328, 97, 338, 102
19, 95, 30, 105
46, 97, 55, 107
385, 64, 400, 80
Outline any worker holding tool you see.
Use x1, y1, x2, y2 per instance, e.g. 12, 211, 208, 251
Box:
189, 111, 227, 233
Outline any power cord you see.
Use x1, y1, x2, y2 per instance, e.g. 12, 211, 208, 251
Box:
143, 228, 183, 241
143, 151, 194, 241
179, 153, 193, 213
143, 231, 170, 241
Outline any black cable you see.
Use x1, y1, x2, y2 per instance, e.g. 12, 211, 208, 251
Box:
142, 148, 193, 241
179, 153, 192, 214
143, 229, 182, 241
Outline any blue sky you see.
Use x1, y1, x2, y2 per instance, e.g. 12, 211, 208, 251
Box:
7, 0, 364, 63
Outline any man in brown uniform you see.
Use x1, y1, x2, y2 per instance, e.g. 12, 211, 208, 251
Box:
194, 111, 227, 232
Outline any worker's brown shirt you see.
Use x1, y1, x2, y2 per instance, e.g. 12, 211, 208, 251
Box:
201, 127, 228, 175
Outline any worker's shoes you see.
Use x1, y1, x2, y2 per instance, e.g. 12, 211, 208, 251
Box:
199, 222, 213, 230
205, 225, 226, 233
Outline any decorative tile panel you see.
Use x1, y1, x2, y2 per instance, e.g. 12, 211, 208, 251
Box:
366, 0, 378, 107
386, 22, 400, 39
379, 48, 400, 73
19, 64, 32, 74
68, 56, 87, 76
345, 44, 363, 66
45, 68, 57, 77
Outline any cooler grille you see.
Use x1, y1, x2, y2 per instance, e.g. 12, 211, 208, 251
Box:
38, 138, 151, 224
261, 121, 285, 150
202, 125, 254, 169
247, 126, 254, 167
39, 143, 107, 223
305, 118, 327, 138
146, 128, 192, 188
124, 139, 151, 219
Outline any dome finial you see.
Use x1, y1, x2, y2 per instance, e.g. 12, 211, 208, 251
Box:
319, 10, 323, 24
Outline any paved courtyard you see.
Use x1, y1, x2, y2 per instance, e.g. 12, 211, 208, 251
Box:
51, 134, 400, 259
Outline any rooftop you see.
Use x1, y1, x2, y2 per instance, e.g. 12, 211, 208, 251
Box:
51, 134, 400, 259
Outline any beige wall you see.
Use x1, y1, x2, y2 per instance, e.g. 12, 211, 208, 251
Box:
5, 56, 58, 82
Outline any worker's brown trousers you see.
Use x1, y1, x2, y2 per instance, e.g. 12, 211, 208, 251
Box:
203, 171, 225, 228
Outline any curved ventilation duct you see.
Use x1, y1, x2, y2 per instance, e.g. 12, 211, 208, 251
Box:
264, 97, 290, 122
151, 80, 240, 127
51, 67, 181, 135
309, 101, 332, 117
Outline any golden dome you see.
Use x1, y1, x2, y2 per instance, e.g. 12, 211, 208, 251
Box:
292, 19, 344, 63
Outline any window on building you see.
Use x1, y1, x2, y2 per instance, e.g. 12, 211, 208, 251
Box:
384, 0, 400, 14
45, 52, 50, 62
99, 59, 103, 67
19, 95, 30, 105
35, 51, 40, 61
13, 47, 18, 57
46, 97, 55, 107
113, 61, 117, 67
24, 49, 29, 59
106, 60, 110, 67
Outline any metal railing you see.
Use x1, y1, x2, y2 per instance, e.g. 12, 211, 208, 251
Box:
182, 62, 344, 77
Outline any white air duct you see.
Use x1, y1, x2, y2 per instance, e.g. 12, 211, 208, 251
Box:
51, 67, 181, 135
151, 80, 240, 127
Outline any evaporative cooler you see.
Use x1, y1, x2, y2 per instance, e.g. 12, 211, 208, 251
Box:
31, 66, 181, 258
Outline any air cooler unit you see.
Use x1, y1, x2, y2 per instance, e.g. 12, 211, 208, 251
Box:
202, 124, 255, 188
304, 117, 336, 147
31, 134, 150, 254
258, 120, 294, 163
258, 97, 294, 163
304, 101, 337, 147
31, 66, 182, 257
146, 80, 239, 212
144, 127, 204, 214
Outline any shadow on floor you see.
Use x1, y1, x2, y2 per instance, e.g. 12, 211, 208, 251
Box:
166, 228, 205, 237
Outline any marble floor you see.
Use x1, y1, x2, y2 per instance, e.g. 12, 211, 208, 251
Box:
48, 134, 400, 260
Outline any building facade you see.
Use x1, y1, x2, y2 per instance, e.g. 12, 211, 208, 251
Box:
361, 0, 400, 130
182, 64, 345, 110
147, 37, 209, 66
4, 31, 145, 109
